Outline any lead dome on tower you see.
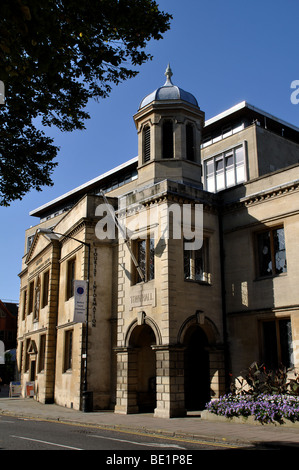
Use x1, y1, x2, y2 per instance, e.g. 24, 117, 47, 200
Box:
139, 64, 198, 109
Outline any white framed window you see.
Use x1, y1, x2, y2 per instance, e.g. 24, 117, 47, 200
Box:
203, 144, 246, 192
201, 122, 244, 149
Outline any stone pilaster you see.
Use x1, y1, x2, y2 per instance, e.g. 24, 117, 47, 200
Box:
209, 348, 226, 398
153, 345, 186, 418
114, 347, 139, 414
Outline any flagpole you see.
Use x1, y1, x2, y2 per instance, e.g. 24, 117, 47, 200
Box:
100, 191, 145, 282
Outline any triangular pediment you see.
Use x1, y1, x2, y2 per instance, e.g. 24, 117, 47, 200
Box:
25, 231, 54, 265
27, 339, 37, 354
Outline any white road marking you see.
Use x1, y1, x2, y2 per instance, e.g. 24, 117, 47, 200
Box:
90, 434, 186, 449
11, 435, 83, 450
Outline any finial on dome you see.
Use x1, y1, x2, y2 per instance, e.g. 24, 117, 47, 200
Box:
164, 63, 173, 85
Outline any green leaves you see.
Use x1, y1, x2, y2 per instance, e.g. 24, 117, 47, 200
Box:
0, 0, 172, 205
230, 361, 299, 397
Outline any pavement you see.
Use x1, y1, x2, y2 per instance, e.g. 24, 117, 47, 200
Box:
1, 385, 299, 449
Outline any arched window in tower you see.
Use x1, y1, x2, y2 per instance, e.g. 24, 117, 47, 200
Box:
143, 125, 151, 163
162, 120, 174, 158
186, 123, 195, 161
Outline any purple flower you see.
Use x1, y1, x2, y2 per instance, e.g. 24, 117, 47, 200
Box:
205, 393, 299, 424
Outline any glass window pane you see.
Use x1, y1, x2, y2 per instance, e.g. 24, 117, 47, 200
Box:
216, 158, 224, 171
257, 231, 272, 276
29, 281, 34, 313
225, 154, 234, 167
205, 160, 215, 192
67, 259, 75, 299
279, 319, 294, 368
149, 238, 155, 281
213, 134, 222, 143
64, 330, 73, 371
216, 157, 224, 190
216, 172, 225, 190
273, 228, 287, 274
204, 147, 247, 191
226, 168, 235, 187
233, 123, 244, 134
194, 248, 204, 281
235, 146, 244, 165
184, 241, 208, 282
184, 249, 191, 279
206, 160, 214, 176
225, 154, 234, 186
42, 271, 49, 308
222, 126, 232, 138
235, 147, 245, 183
137, 240, 146, 282
236, 164, 245, 183
206, 176, 215, 192
225, 152, 234, 187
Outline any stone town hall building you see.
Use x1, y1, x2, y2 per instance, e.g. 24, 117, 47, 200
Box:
17, 66, 299, 417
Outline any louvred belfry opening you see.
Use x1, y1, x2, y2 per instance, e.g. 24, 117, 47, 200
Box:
143, 125, 151, 163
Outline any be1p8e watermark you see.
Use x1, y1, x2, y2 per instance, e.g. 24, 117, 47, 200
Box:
0, 81, 5, 104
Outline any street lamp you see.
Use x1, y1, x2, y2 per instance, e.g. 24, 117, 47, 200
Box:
37, 227, 92, 412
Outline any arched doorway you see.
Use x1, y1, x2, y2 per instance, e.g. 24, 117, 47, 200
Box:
129, 324, 156, 412
184, 325, 210, 410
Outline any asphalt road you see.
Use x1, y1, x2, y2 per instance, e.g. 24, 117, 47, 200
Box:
0, 414, 254, 453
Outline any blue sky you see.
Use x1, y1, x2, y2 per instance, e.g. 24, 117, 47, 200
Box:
1, 0, 299, 302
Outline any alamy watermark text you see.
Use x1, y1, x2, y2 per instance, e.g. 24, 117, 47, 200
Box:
95, 196, 203, 250
291, 80, 299, 104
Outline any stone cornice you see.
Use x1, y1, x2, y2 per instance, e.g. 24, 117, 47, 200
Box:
227, 304, 299, 317
221, 179, 299, 212
116, 179, 219, 218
